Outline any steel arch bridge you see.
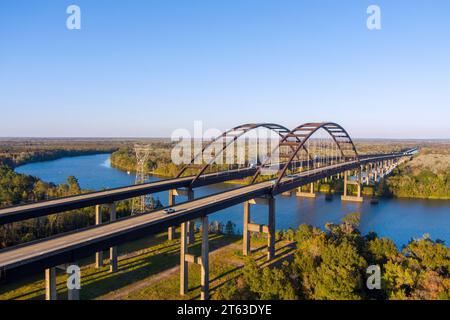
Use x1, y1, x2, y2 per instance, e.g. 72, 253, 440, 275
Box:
176, 121, 360, 191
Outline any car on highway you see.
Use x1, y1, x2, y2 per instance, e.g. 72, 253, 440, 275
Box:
164, 208, 176, 214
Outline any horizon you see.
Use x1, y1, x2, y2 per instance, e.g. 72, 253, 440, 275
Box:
1, 136, 449, 142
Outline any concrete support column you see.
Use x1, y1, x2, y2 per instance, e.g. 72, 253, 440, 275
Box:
68, 288, 79, 300
343, 170, 348, 196
67, 262, 80, 300
357, 167, 362, 197
267, 197, 275, 261
200, 216, 209, 300
109, 202, 118, 273
168, 190, 176, 240
364, 166, 370, 185
341, 170, 363, 202
243, 201, 251, 256
95, 205, 103, 268
244, 197, 276, 261
186, 189, 195, 244
45, 267, 57, 300
180, 222, 188, 295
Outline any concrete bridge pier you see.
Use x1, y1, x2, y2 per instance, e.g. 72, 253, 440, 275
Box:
296, 182, 316, 198
94, 203, 116, 271
168, 188, 195, 243
364, 165, 372, 185
242, 196, 276, 260
45, 267, 57, 300
109, 203, 118, 273
45, 264, 80, 300
200, 215, 209, 300
179, 215, 210, 300
167, 190, 176, 240
95, 205, 103, 268
341, 169, 363, 202
179, 221, 188, 296
67, 262, 80, 300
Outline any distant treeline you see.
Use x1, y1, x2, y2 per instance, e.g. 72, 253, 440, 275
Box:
0, 149, 113, 168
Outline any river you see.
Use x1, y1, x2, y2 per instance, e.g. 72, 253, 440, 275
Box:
15, 153, 450, 247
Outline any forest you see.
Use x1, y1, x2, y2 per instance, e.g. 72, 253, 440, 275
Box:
216, 213, 450, 300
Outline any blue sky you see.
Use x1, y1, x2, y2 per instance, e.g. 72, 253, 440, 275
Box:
0, 0, 449, 138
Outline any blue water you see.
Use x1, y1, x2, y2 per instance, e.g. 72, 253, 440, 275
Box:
16, 154, 450, 247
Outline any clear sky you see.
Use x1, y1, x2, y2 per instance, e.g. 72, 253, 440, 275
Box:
0, 0, 449, 138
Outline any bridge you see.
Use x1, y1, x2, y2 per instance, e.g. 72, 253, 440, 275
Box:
0, 122, 418, 300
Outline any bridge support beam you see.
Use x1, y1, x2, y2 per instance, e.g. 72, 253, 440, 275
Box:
95, 205, 103, 269
168, 189, 195, 243
45, 267, 57, 300
296, 182, 316, 198
109, 203, 118, 273
243, 196, 276, 261
341, 170, 363, 202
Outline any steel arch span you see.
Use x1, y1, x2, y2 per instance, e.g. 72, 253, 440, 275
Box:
176, 123, 303, 187
250, 122, 360, 190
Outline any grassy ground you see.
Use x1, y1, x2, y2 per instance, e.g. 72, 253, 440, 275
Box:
0, 230, 294, 300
